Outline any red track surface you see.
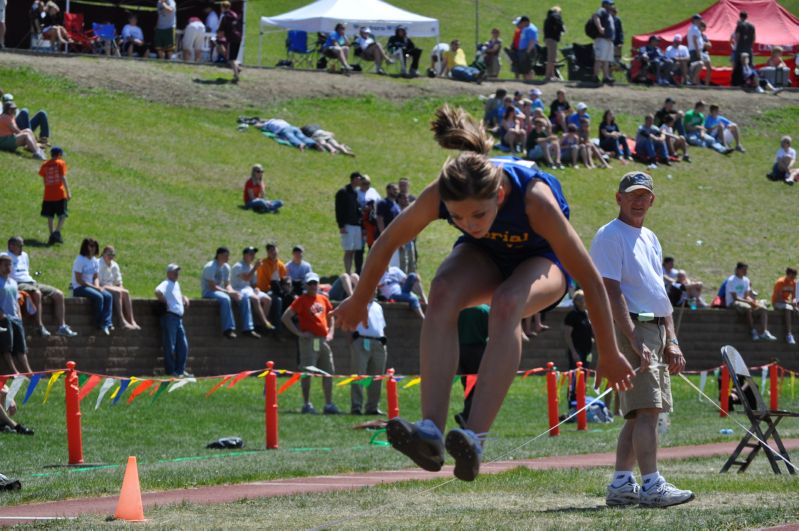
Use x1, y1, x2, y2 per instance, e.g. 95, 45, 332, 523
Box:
1, 438, 798, 526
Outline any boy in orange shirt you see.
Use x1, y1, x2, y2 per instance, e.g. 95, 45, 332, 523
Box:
38, 146, 71, 245
771, 267, 798, 344
281, 272, 340, 415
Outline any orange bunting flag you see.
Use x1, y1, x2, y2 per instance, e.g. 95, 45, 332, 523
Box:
523, 368, 545, 379
128, 380, 156, 404
78, 374, 103, 402
463, 374, 478, 398
277, 373, 302, 395
206, 376, 233, 397
227, 370, 253, 389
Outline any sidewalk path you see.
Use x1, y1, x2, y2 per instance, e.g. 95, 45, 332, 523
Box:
1, 438, 797, 525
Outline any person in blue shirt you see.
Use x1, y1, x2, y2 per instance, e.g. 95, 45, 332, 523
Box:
121, 13, 147, 58
334, 104, 635, 482
322, 23, 352, 73
515, 16, 538, 80
705, 105, 745, 153
567, 102, 590, 129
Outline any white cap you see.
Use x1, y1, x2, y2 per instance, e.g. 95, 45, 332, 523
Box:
360, 27, 371, 34
305, 272, 320, 284
1, 94, 13, 102
166, 263, 181, 273
529, 88, 543, 96
673, 33, 682, 41
576, 102, 588, 111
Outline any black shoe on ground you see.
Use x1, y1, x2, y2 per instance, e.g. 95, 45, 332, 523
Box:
0, 473, 21, 491
350, 409, 363, 415
14, 423, 34, 435
52, 230, 63, 244
223, 329, 237, 339
602, 77, 615, 86
365, 409, 385, 416
385, 417, 445, 472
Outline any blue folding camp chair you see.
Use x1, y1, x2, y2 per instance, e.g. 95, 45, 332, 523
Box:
91, 22, 120, 56
286, 30, 317, 69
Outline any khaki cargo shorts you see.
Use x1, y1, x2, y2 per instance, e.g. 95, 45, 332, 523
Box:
298, 336, 334, 373
617, 321, 672, 419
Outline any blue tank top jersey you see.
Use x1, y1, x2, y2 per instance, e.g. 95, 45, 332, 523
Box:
438, 157, 570, 258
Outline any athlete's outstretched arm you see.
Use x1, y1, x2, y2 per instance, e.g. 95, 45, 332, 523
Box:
525, 182, 635, 391
333, 182, 441, 330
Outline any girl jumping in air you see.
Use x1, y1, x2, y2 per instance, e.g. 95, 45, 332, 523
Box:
334, 105, 635, 481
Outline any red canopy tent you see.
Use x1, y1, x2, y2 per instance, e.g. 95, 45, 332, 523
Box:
632, 0, 799, 56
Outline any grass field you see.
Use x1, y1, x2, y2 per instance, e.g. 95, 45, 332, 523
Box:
1, 64, 798, 299
2, 373, 798, 506
246, 0, 799, 69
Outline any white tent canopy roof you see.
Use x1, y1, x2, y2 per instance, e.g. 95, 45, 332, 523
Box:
260, 0, 439, 37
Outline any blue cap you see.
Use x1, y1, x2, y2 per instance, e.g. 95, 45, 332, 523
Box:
50, 146, 64, 156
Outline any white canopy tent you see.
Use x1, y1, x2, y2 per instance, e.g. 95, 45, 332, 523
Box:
258, 0, 439, 65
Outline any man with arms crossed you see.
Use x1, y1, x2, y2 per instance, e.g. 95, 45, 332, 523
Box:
591, 172, 694, 508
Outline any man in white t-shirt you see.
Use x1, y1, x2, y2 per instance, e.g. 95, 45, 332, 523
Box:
687, 15, 710, 85
769, 135, 799, 184
379, 266, 426, 319
665, 34, 690, 83
231, 246, 274, 331
591, 172, 693, 509
155, 263, 190, 377
724, 262, 776, 341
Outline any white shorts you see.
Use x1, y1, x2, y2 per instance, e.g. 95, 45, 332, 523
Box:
182, 24, 205, 51
593, 38, 614, 62
340, 224, 363, 251
239, 286, 270, 301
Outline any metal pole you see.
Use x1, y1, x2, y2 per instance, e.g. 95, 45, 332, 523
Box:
475, 0, 479, 53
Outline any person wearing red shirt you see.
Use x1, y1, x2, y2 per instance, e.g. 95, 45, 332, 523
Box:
38, 146, 71, 245
243, 164, 283, 213
282, 272, 340, 415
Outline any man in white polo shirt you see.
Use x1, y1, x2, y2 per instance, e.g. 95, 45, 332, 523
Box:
591, 172, 694, 508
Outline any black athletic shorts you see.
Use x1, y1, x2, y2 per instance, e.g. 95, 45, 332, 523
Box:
41, 199, 68, 218
0, 318, 27, 356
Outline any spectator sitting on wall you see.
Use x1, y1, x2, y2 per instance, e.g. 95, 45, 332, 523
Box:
355, 27, 393, 75
243, 164, 283, 213
0, 384, 34, 435
1, 92, 50, 146
98, 245, 141, 330
387, 25, 422, 77
299, 124, 354, 156
256, 243, 292, 333
658, 114, 690, 162
282, 272, 340, 415
0, 102, 45, 160
121, 13, 147, 58
286, 245, 312, 296
327, 272, 359, 302
155, 263, 190, 377
201, 246, 259, 339
71, 237, 114, 336
378, 265, 426, 319
1, 236, 77, 337
768, 135, 799, 185
772, 267, 798, 345
0, 255, 34, 375
441, 39, 485, 83
231, 246, 274, 331
662, 257, 704, 307
724, 262, 777, 341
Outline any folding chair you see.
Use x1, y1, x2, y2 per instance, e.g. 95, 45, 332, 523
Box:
91, 23, 120, 56
720, 345, 798, 474
63, 13, 96, 53
285, 30, 317, 69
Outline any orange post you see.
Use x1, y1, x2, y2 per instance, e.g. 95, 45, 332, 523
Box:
386, 368, 399, 419
576, 362, 587, 431
770, 364, 779, 411
720, 365, 730, 417
265, 361, 278, 450
546, 362, 559, 436
64, 361, 84, 465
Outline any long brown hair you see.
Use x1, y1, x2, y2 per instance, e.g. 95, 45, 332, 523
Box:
432, 105, 503, 202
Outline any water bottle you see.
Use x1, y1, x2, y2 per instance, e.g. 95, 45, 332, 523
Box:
720, 428, 734, 435
690, 298, 697, 311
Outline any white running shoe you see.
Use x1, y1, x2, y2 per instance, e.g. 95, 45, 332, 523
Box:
639, 480, 695, 508
760, 330, 778, 341
787, 333, 796, 345
606, 481, 641, 507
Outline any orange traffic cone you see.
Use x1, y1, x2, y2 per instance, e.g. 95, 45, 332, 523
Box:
114, 456, 145, 522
